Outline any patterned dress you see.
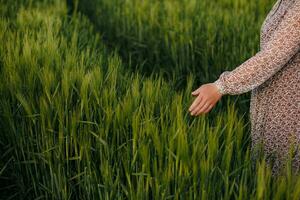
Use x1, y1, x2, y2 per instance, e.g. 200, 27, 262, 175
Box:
213, 0, 300, 175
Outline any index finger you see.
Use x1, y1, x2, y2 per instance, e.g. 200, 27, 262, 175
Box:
189, 94, 203, 112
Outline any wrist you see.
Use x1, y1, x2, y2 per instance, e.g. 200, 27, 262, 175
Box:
213, 79, 225, 96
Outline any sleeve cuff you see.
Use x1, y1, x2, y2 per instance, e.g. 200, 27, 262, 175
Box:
213, 79, 226, 95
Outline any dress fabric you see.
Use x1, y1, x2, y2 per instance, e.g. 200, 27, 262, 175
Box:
213, 0, 300, 175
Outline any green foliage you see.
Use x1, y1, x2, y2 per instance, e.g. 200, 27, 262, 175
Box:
78, 0, 273, 82
77, 0, 276, 115
0, 0, 300, 199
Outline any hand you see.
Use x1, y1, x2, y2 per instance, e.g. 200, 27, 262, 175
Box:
188, 83, 223, 116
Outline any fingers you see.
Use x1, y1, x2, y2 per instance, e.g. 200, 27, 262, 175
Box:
190, 95, 206, 115
192, 98, 207, 115
190, 98, 215, 116
189, 95, 202, 112
194, 101, 211, 116
198, 103, 213, 115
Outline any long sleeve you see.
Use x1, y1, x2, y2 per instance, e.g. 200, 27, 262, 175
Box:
213, 1, 300, 95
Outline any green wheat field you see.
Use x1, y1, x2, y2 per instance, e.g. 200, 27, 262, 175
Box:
1, 0, 300, 199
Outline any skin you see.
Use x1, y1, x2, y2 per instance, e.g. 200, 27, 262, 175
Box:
188, 83, 223, 116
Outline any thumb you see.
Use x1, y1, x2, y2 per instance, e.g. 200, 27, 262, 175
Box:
191, 88, 201, 96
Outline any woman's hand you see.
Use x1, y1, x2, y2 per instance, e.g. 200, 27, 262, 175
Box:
188, 83, 223, 116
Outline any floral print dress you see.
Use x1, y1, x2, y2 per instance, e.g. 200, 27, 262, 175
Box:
213, 0, 300, 175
